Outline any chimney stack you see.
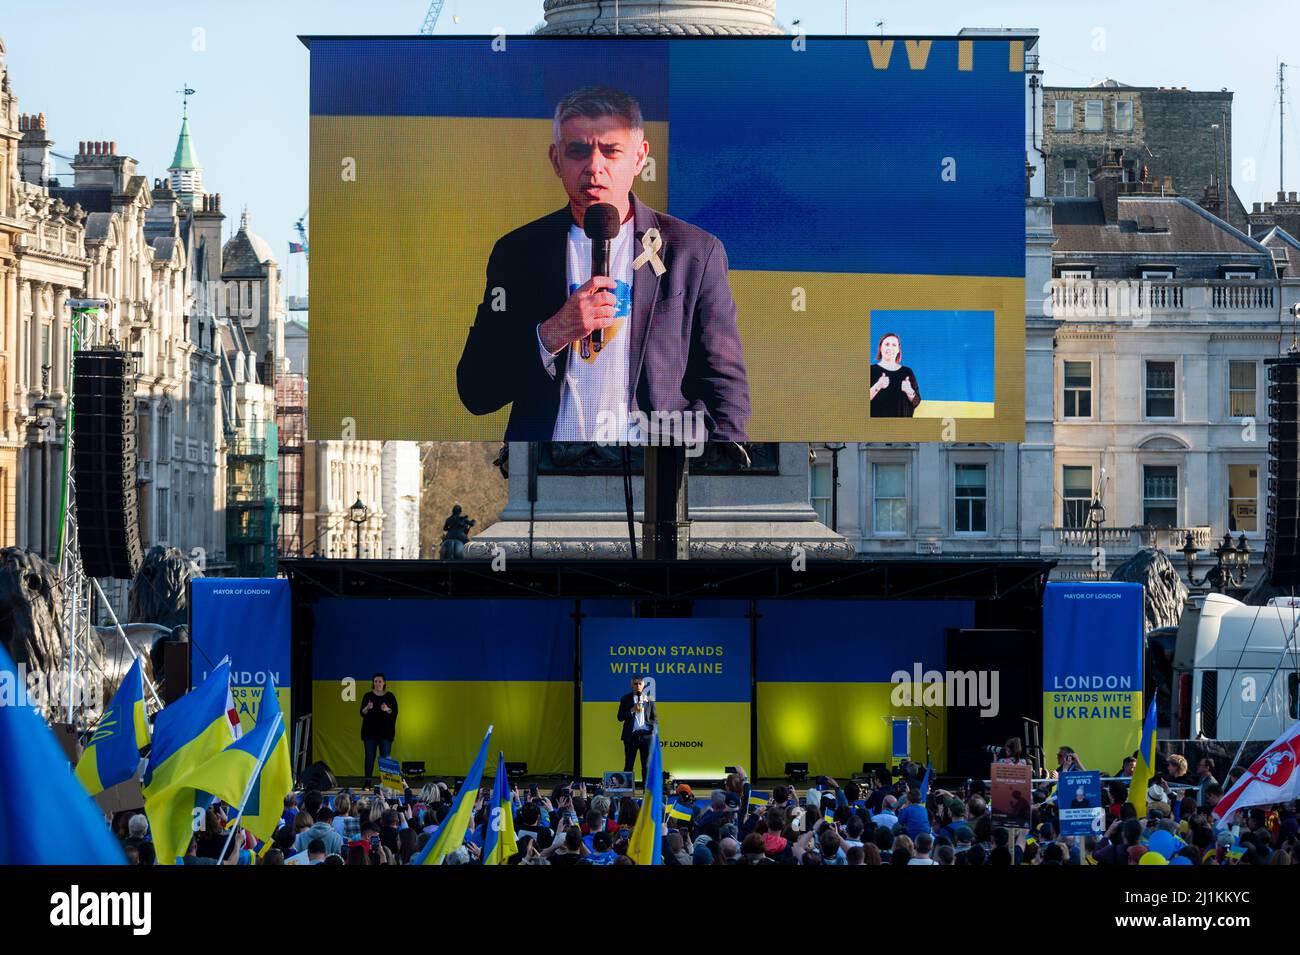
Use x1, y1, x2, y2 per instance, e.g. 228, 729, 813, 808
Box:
1091, 147, 1125, 223
18, 111, 55, 185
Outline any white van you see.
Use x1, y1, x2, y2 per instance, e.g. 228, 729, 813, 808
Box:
1169, 593, 1300, 742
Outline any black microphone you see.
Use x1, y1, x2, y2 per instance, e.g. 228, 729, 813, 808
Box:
583, 202, 620, 355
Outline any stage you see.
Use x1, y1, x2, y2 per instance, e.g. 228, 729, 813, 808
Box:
255, 558, 1056, 782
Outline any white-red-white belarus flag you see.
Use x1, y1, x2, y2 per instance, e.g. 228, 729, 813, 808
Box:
1212, 722, 1300, 824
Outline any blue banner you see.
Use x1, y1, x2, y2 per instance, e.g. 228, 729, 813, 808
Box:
1042, 583, 1144, 777
191, 578, 291, 732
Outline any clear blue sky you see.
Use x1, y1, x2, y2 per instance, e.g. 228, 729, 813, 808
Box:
4, 0, 1297, 295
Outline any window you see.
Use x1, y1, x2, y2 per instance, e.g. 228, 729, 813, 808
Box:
1062, 466, 1093, 529
954, 464, 987, 534
1063, 361, 1092, 418
1063, 164, 1077, 197
1143, 465, 1179, 527
1114, 100, 1134, 131
1060, 268, 1093, 279
1230, 361, 1256, 418
1145, 360, 1176, 418
873, 463, 907, 534
1054, 99, 1074, 130
1141, 269, 1173, 280
1223, 270, 1256, 280
1228, 464, 1259, 532
810, 461, 831, 526
1084, 100, 1104, 131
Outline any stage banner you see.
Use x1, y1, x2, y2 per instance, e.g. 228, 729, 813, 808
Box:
754, 601, 974, 777
580, 618, 750, 778
1042, 582, 1144, 776
311, 598, 573, 776
190, 578, 291, 733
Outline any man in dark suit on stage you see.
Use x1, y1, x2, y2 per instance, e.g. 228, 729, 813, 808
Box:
456, 85, 750, 443
617, 676, 658, 788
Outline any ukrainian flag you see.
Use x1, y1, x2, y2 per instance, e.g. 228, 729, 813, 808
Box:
146, 682, 291, 865
75, 655, 149, 796
182, 680, 292, 849
415, 725, 492, 865
482, 751, 517, 865
666, 802, 693, 822
626, 728, 663, 865
748, 791, 771, 807
0, 644, 125, 864
1127, 698, 1158, 817
143, 660, 240, 799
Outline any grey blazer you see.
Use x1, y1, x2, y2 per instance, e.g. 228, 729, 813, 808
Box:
456, 192, 751, 441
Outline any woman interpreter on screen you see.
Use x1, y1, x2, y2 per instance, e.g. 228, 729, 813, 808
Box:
869, 332, 922, 418
360, 673, 398, 787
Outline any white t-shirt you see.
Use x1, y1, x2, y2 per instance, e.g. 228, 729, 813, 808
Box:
538, 218, 638, 441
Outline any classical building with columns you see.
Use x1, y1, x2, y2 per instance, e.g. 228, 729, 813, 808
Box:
10, 87, 226, 582
0, 37, 23, 546
10, 158, 89, 557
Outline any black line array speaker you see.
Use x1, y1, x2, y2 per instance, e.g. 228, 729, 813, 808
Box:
1266, 352, 1300, 588
73, 349, 142, 580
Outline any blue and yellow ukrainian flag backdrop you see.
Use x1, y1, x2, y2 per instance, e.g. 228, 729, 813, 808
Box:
1042, 583, 1145, 774
311, 599, 573, 776
307, 36, 1025, 442
753, 601, 974, 777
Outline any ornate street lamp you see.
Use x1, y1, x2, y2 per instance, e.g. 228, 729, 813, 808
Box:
1182, 531, 1251, 592
1088, 495, 1106, 581
349, 496, 370, 559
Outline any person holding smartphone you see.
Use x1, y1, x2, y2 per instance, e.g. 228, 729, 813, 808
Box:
1053, 746, 1084, 780
359, 673, 399, 786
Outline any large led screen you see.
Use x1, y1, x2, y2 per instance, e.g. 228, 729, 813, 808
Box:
307, 36, 1026, 442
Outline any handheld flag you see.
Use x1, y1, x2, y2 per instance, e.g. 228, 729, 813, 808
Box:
666, 802, 693, 822
626, 727, 663, 865
414, 726, 492, 865
1127, 697, 1157, 817
0, 644, 125, 864
143, 660, 240, 798
482, 751, 517, 865
748, 790, 771, 808
150, 681, 293, 865
75, 655, 150, 796
919, 760, 932, 803
1212, 721, 1300, 825
289, 242, 307, 254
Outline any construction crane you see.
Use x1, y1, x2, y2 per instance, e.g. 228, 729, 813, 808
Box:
420, 1, 445, 34
294, 209, 309, 261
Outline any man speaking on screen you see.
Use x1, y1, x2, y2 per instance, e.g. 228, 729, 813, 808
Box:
456, 86, 750, 443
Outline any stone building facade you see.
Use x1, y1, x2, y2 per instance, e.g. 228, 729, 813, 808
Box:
4, 46, 228, 594
1043, 82, 1248, 231
0, 38, 19, 546
818, 153, 1293, 585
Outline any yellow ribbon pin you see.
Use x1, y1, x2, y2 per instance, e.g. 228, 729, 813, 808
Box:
633, 228, 666, 276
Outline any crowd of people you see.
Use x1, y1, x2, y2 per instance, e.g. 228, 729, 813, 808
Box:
105, 741, 1298, 866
